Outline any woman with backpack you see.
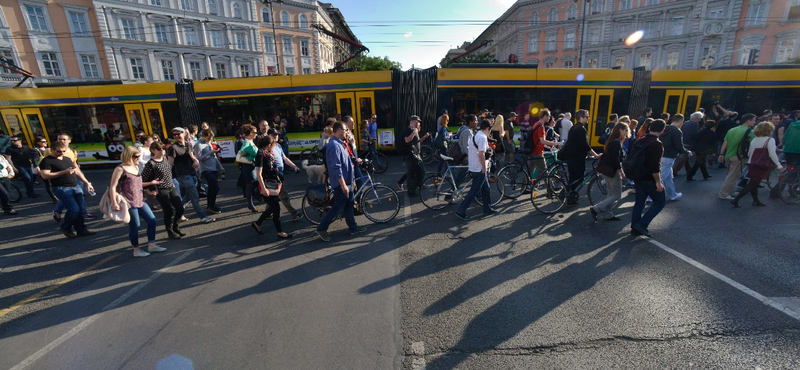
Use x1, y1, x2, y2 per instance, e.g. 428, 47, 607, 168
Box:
590, 123, 629, 221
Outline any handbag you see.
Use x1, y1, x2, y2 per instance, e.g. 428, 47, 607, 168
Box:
749, 139, 777, 172
261, 179, 282, 196
236, 149, 253, 164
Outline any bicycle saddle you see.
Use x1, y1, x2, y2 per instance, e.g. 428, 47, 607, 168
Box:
440, 154, 454, 161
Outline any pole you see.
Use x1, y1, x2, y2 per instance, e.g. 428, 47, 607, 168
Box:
263, 0, 281, 75
578, 0, 589, 68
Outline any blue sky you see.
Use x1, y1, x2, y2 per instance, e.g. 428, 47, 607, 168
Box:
332, 0, 516, 69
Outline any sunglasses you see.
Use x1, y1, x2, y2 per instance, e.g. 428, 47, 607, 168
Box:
133, 155, 141, 159
54, 150, 65, 154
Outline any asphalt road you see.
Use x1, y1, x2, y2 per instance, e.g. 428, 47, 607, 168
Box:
1, 157, 799, 370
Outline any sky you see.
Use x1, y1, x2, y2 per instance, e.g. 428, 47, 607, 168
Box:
331, 0, 517, 70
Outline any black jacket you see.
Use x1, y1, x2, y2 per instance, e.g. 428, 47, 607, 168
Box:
659, 125, 687, 159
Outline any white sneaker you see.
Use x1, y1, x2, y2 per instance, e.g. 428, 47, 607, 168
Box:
133, 250, 150, 258
180, 215, 189, 222
201, 217, 216, 223
670, 193, 683, 201
148, 245, 167, 253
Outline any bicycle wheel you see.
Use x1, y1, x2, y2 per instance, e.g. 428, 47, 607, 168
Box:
476, 173, 505, 207
778, 171, 800, 205
421, 143, 436, 165
301, 195, 327, 225
373, 152, 389, 174
530, 175, 568, 214
586, 175, 621, 210
497, 164, 529, 199
360, 184, 400, 223
6, 181, 22, 203
419, 175, 454, 210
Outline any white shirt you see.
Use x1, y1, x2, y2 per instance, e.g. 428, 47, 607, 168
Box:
560, 119, 573, 142
272, 145, 285, 172
468, 130, 489, 173
137, 147, 151, 173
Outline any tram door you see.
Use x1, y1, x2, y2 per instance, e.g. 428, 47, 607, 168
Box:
663, 90, 702, 118
123, 103, 167, 139
335, 92, 376, 150
0, 108, 48, 147
576, 89, 614, 147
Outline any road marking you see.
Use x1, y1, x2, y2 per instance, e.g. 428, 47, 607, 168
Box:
0, 253, 120, 319
410, 341, 426, 370
10, 250, 195, 370
403, 192, 412, 224
648, 239, 800, 322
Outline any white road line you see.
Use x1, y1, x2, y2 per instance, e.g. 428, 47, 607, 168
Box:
403, 192, 412, 224
411, 341, 426, 370
648, 239, 800, 322
10, 250, 195, 370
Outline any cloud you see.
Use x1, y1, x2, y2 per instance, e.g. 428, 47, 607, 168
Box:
404, 32, 413, 38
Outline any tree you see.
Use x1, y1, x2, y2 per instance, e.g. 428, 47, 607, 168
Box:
350, 55, 402, 71
440, 52, 498, 68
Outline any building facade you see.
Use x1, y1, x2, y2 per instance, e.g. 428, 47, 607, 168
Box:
455, 0, 799, 70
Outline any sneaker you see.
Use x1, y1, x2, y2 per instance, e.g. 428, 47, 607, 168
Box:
483, 209, 499, 216
589, 207, 598, 221
133, 250, 151, 258
397, 182, 404, 191
207, 207, 222, 214
148, 245, 167, 253
53, 211, 62, 223
85, 213, 98, 220
455, 211, 470, 221
316, 230, 331, 242
62, 229, 77, 239
201, 217, 216, 224
669, 193, 683, 201
180, 215, 189, 222
350, 226, 368, 235
632, 224, 651, 238
718, 195, 735, 200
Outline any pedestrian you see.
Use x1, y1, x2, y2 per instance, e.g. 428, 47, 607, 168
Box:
402, 115, 429, 196
142, 141, 185, 240
560, 109, 599, 204
195, 129, 225, 214
109, 146, 166, 257
343, 116, 365, 190
659, 114, 691, 201
39, 141, 96, 238
168, 127, 215, 223
558, 112, 573, 143
315, 121, 368, 242
48, 133, 96, 222
590, 122, 629, 221
504, 112, 517, 164
4, 135, 38, 198
278, 119, 290, 155
731, 121, 783, 207
267, 128, 303, 220
435, 112, 451, 174
455, 119, 496, 221
453, 114, 478, 188
491, 114, 505, 165
637, 108, 652, 128
675, 112, 702, 175
718, 113, 757, 200
251, 135, 293, 239
525, 109, 562, 180
630, 119, 667, 238
367, 114, 379, 156
0, 154, 18, 215
686, 120, 717, 181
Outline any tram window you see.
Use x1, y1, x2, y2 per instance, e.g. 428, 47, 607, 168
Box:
595, 95, 611, 137
578, 95, 592, 111
684, 95, 699, 116
339, 97, 353, 118
666, 95, 680, 115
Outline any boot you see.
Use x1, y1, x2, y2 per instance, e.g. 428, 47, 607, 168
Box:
173, 224, 186, 237
166, 226, 181, 239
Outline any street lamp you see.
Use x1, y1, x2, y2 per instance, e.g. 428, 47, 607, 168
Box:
577, 0, 590, 68
261, 0, 283, 74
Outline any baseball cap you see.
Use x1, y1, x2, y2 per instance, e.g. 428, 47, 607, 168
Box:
410, 115, 421, 121
171, 127, 186, 133
508, 112, 518, 117
267, 128, 279, 136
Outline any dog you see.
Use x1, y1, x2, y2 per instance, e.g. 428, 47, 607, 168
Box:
301, 159, 325, 184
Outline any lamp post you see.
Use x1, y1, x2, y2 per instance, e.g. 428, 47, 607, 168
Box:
577, 0, 590, 68
261, 0, 283, 74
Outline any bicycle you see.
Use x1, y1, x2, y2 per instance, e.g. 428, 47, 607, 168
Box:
299, 147, 325, 166
776, 164, 800, 205
0, 177, 22, 203
359, 140, 389, 174
419, 161, 505, 210
496, 149, 565, 199
530, 157, 618, 214
301, 159, 401, 224
420, 137, 437, 165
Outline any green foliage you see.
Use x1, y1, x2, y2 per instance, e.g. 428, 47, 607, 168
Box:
351, 55, 403, 71
440, 52, 498, 68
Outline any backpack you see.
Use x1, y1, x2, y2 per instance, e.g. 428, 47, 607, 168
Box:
622, 139, 657, 180
738, 127, 753, 159
434, 129, 448, 150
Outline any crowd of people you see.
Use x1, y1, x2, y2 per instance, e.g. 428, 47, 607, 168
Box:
2, 105, 799, 254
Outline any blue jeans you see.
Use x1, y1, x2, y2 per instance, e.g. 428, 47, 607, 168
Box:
660, 157, 678, 199
316, 185, 358, 233
0, 178, 11, 210
128, 203, 157, 248
354, 162, 365, 190
201, 171, 220, 209
631, 180, 666, 231
17, 166, 36, 197
55, 180, 86, 213
172, 178, 181, 198
457, 172, 491, 215
177, 175, 207, 219
51, 185, 87, 233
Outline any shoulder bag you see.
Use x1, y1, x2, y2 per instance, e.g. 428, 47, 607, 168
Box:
749, 139, 777, 172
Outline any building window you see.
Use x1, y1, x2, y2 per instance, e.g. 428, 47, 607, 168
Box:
670, 17, 684, 36
587, 57, 598, 68
235, 32, 247, 50
150, 0, 163, 6
281, 11, 290, 26
282, 36, 293, 54
262, 7, 270, 22
545, 33, 557, 52
285, 67, 295, 75
639, 53, 652, 69
162, 60, 175, 80
528, 35, 538, 53
232, 3, 242, 19
264, 35, 275, 53
616, 23, 630, 41
299, 14, 308, 29
41, 53, 61, 76
25, 5, 49, 32
81, 55, 99, 78
0, 49, 14, 74
645, 0, 659, 5
565, 31, 576, 49
567, 4, 577, 20
591, 0, 603, 14
644, 20, 658, 39
181, 0, 194, 11
666, 51, 680, 70
184, 26, 197, 46
130, 58, 146, 79
701, 45, 717, 69
563, 59, 574, 68
746, 2, 768, 26
155, 24, 169, 44
215, 63, 227, 78
210, 30, 223, 48
69, 12, 88, 36
588, 27, 600, 44
787, 0, 800, 21
545, 60, 555, 68
122, 19, 138, 40
615, 55, 626, 68
530, 11, 539, 25
302, 68, 311, 74
189, 61, 202, 80
301, 40, 309, 56
709, 8, 724, 18
619, 0, 632, 11
208, 0, 217, 15
776, 39, 797, 63
739, 42, 760, 65
548, 8, 557, 22
239, 64, 250, 77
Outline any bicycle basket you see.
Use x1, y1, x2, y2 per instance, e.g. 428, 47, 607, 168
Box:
306, 184, 328, 207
